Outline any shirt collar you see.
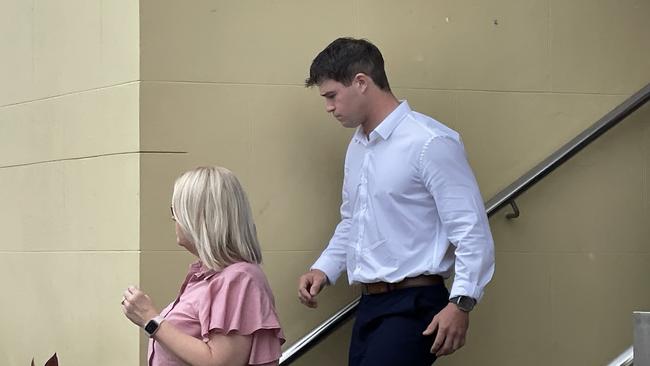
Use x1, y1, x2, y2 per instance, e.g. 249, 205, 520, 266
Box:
188, 261, 218, 281
353, 100, 411, 144
374, 100, 410, 140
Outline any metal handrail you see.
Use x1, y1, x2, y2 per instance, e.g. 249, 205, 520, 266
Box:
279, 82, 650, 365
606, 346, 633, 366
485, 82, 650, 216
279, 299, 359, 364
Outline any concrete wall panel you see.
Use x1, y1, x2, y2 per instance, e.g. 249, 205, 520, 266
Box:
140, 0, 355, 84
550, 0, 650, 94
0, 155, 139, 252
358, 0, 551, 91
0, 0, 139, 106
0, 84, 139, 167
0, 252, 140, 366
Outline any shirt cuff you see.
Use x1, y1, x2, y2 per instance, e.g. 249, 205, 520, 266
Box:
449, 282, 483, 302
311, 257, 344, 285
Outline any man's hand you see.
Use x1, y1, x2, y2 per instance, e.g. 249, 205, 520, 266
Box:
422, 302, 469, 357
297, 269, 328, 308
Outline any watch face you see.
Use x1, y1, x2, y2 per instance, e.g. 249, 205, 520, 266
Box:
451, 296, 475, 312
458, 296, 476, 311
144, 320, 159, 335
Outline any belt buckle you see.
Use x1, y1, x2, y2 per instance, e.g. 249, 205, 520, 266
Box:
384, 282, 397, 293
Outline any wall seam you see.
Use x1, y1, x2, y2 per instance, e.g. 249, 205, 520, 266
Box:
0, 80, 140, 109
0, 151, 187, 169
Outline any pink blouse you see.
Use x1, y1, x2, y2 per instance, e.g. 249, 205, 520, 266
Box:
148, 261, 285, 366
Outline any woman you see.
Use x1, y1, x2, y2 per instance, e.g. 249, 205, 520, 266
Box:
121, 166, 285, 366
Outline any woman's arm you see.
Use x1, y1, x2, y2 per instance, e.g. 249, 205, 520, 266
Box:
154, 321, 252, 366
121, 285, 252, 366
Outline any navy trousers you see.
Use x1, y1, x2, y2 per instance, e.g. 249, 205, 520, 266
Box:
349, 284, 450, 366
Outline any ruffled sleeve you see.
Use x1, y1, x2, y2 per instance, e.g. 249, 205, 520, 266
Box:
197, 263, 285, 365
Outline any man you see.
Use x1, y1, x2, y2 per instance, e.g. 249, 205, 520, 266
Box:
297, 37, 495, 366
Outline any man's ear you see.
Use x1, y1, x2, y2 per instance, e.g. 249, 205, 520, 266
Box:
353, 73, 370, 93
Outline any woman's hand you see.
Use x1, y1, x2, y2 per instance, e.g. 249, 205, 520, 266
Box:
120, 284, 254, 366
121, 285, 159, 327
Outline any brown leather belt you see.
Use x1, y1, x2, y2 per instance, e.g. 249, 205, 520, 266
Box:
361, 275, 444, 295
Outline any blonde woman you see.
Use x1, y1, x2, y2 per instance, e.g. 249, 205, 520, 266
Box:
121, 166, 285, 366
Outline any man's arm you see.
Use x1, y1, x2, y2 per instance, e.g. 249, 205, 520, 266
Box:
297, 165, 353, 308
419, 136, 496, 356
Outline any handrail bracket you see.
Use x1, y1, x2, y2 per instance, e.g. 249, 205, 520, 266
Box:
506, 200, 520, 219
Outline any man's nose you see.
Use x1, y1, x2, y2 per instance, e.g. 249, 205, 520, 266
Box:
325, 103, 335, 113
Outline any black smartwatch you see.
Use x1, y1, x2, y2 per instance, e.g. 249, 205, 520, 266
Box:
449, 296, 476, 312
144, 315, 165, 337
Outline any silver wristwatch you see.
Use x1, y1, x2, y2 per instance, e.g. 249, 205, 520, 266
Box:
449, 296, 476, 312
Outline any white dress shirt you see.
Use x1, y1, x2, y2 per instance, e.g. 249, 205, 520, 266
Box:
312, 101, 495, 301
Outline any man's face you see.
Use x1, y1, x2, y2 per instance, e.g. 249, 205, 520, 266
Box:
318, 79, 364, 128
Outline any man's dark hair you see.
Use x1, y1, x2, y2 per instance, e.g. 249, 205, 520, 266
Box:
305, 37, 391, 91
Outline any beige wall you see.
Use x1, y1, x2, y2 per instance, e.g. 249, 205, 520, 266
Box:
0, 0, 140, 365
2, 0, 649, 365
139, 2, 650, 366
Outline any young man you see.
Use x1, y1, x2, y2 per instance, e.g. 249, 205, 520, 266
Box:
297, 37, 495, 366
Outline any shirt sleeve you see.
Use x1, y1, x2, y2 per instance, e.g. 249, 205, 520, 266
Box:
197, 268, 285, 365
419, 136, 495, 301
311, 164, 352, 284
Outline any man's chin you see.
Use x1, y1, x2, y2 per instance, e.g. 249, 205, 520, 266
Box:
339, 119, 359, 128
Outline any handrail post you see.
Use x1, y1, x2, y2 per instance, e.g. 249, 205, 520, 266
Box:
634, 311, 650, 366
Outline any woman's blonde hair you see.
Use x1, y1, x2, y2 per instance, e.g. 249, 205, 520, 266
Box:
172, 166, 262, 270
